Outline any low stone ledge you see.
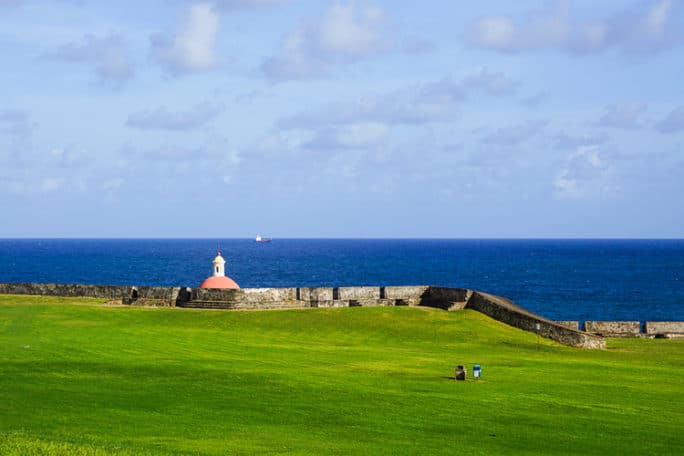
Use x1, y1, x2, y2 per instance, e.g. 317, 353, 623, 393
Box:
128, 298, 175, 307
427, 287, 470, 302
335, 286, 381, 300
297, 287, 333, 301
383, 286, 429, 300
584, 321, 641, 337
556, 321, 580, 330
243, 288, 298, 302
192, 287, 297, 303
654, 333, 684, 339
310, 300, 348, 308
178, 300, 307, 310
0, 282, 130, 299
419, 287, 471, 311
465, 291, 605, 349
348, 298, 394, 307
128, 286, 181, 301
645, 321, 684, 335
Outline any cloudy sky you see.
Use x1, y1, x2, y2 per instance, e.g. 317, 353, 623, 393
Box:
1, 0, 683, 238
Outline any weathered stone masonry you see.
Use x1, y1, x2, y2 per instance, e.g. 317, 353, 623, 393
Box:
9, 281, 668, 349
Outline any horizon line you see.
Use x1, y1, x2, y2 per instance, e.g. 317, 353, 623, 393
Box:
1, 237, 683, 241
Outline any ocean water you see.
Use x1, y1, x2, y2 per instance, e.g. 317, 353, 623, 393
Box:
0, 239, 683, 321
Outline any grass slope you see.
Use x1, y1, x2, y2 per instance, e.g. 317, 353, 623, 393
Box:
0, 295, 682, 455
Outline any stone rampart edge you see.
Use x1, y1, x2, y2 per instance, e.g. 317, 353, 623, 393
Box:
3, 282, 682, 347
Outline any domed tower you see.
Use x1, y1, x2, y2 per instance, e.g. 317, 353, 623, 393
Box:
199, 250, 240, 289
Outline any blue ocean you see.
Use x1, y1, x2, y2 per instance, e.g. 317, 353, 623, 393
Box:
1, 239, 683, 321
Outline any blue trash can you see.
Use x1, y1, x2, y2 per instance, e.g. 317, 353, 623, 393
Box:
473, 364, 481, 379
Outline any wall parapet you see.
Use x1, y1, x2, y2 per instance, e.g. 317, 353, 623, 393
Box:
6, 281, 682, 348
584, 321, 641, 337
644, 321, 684, 336
0, 282, 179, 302
466, 292, 606, 349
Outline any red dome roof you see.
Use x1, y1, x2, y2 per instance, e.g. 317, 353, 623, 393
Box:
199, 275, 240, 289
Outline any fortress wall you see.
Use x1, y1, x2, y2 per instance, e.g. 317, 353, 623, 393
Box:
178, 300, 308, 310
9, 281, 684, 348
555, 321, 580, 330
297, 287, 337, 308
383, 285, 428, 299
419, 286, 471, 311
133, 286, 181, 300
348, 299, 395, 307
297, 287, 333, 301
645, 321, 684, 335
584, 321, 641, 337
0, 282, 179, 301
191, 287, 298, 303
0, 282, 130, 299
336, 286, 381, 300
466, 291, 606, 349
0, 282, 424, 308
308, 300, 349, 308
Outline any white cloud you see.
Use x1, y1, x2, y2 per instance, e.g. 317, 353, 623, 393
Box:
40, 177, 66, 192
0, 109, 34, 165
102, 178, 124, 191
0, 0, 23, 6
656, 105, 684, 133
48, 146, 90, 168
250, 132, 303, 157
51, 34, 134, 85
306, 122, 389, 150
459, 68, 519, 96
212, 0, 286, 10
323, 151, 360, 178
553, 145, 616, 199
280, 68, 516, 129
126, 101, 223, 130
553, 131, 609, 149
470, 16, 518, 51
316, 3, 386, 56
520, 91, 549, 108
482, 120, 547, 146
260, 53, 327, 81
280, 85, 456, 128
596, 102, 647, 129
261, 2, 391, 80
121, 135, 240, 167
468, 0, 677, 54
151, 2, 219, 74
0, 109, 32, 137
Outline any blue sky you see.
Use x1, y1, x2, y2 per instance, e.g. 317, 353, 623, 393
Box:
1, 0, 683, 238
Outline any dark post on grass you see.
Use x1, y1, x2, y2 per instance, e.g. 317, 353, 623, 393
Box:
455, 365, 467, 381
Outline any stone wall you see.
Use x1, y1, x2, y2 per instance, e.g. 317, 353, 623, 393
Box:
297, 287, 336, 308
466, 291, 606, 349
334, 286, 394, 307
183, 287, 300, 310
555, 321, 580, 330
192, 287, 297, 303
383, 286, 428, 307
0, 282, 182, 304
584, 321, 641, 337
420, 287, 471, 311
6, 281, 682, 349
644, 321, 684, 335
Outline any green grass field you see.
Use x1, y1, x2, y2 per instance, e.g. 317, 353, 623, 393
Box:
0, 295, 682, 455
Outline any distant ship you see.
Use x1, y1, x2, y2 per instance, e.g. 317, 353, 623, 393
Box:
255, 235, 271, 243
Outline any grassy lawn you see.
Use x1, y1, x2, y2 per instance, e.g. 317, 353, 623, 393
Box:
0, 294, 682, 455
